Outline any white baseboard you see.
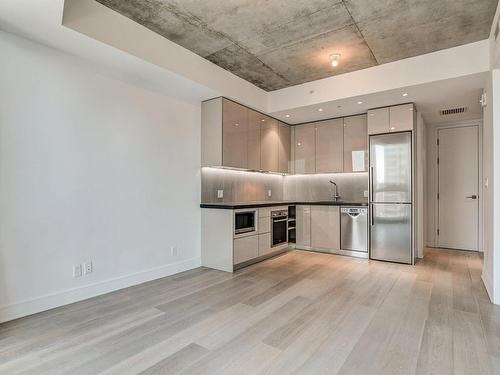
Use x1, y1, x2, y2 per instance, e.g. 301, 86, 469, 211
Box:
0, 257, 201, 323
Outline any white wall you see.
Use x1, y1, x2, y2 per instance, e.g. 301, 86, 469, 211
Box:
0, 31, 202, 322
416, 112, 426, 258
482, 69, 500, 304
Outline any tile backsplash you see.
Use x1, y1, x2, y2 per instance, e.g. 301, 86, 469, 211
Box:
283, 172, 368, 202
201, 168, 284, 203
201, 168, 368, 204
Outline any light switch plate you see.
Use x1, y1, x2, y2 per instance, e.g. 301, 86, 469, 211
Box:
217, 190, 223, 198
268, 190, 272, 197
363, 190, 369, 198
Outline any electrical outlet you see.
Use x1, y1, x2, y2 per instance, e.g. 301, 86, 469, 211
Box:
171, 246, 178, 256
73, 264, 82, 278
267, 190, 272, 197
83, 262, 93, 275
217, 190, 224, 199
364, 190, 369, 198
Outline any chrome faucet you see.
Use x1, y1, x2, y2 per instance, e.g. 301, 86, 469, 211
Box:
329, 180, 341, 201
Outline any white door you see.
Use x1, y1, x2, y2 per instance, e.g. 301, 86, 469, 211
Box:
438, 126, 479, 251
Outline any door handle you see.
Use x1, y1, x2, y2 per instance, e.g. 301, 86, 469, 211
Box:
465, 195, 478, 199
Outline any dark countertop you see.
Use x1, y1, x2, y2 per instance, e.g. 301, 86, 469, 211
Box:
200, 201, 368, 209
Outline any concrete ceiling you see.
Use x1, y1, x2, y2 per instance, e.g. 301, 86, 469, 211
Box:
95, 0, 497, 91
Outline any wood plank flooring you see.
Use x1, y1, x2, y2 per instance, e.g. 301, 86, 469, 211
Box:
1, 248, 499, 374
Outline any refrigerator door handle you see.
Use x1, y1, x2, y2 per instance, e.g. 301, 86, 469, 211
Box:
370, 166, 374, 200
370, 205, 374, 226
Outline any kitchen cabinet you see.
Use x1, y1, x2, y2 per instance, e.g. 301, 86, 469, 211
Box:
294, 124, 316, 174
296, 205, 311, 248
344, 115, 368, 172
278, 122, 291, 174
223, 99, 248, 168
260, 116, 279, 172
367, 107, 389, 135
390, 104, 414, 132
311, 206, 340, 250
202, 97, 292, 172
233, 235, 259, 264
315, 118, 343, 173
368, 104, 414, 135
258, 233, 273, 256
247, 109, 262, 170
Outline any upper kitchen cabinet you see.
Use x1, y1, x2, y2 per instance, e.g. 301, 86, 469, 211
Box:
367, 107, 389, 135
368, 104, 414, 135
294, 123, 316, 174
344, 115, 368, 172
315, 118, 343, 173
223, 99, 248, 169
260, 116, 279, 172
247, 110, 263, 170
201, 97, 291, 172
389, 104, 414, 132
278, 122, 291, 174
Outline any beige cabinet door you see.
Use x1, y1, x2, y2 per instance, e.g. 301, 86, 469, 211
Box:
247, 110, 262, 170
367, 107, 389, 135
223, 99, 248, 168
296, 205, 311, 248
258, 233, 273, 256
278, 122, 291, 174
315, 118, 343, 173
389, 104, 414, 132
260, 116, 279, 172
311, 206, 340, 250
294, 124, 316, 174
344, 115, 368, 172
233, 235, 259, 265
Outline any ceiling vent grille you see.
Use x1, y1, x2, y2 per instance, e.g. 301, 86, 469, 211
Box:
439, 107, 468, 116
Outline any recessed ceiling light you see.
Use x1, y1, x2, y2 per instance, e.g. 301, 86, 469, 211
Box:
235, 123, 239, 127
318, 108, 324, 112
285, 114, 291, 118
297, 142, 302, 146
330, 53, 341, 67
261, 119, 265, 122
402, 93, 408, 97
357, 101, 363, 105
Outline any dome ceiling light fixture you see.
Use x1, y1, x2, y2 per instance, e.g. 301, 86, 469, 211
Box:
330, 53, 341, 67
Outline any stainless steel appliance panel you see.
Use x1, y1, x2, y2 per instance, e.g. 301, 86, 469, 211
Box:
370, 132, 411, 203
370, 203, 412, 264
341, 207, 368, 252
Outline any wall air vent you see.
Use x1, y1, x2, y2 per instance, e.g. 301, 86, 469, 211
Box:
439, 107, 468, 116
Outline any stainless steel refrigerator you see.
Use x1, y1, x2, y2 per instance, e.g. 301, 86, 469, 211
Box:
369, 132, 413, 264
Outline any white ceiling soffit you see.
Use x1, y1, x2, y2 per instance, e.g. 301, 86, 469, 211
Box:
270, 73, 486, 125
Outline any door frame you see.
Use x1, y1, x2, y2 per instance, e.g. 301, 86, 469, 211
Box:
432, 119, 483, 251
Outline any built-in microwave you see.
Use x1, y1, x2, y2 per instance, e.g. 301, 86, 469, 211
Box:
234, 210, 257, 236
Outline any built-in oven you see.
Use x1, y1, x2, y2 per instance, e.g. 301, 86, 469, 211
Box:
234, 210, 257, 236
271, 209, 288, 247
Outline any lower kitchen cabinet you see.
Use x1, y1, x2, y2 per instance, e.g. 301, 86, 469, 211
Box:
233, 235, 259, 264
311, 206, 340, 250
258, 233, 273, 256
296, 205, 311, 248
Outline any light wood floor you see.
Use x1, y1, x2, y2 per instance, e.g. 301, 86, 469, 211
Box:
1, 249, 499, 374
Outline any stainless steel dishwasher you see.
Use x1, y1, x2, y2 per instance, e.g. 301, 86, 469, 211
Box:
341, 207, 368, 253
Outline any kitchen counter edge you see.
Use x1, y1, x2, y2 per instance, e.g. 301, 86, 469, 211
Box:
200, 201, 368, 209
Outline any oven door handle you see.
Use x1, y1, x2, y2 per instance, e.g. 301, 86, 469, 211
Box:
273, 218, 288, 223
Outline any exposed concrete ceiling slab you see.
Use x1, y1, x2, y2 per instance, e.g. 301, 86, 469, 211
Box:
345, 0, 499, 63
96, 0, 498, 91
